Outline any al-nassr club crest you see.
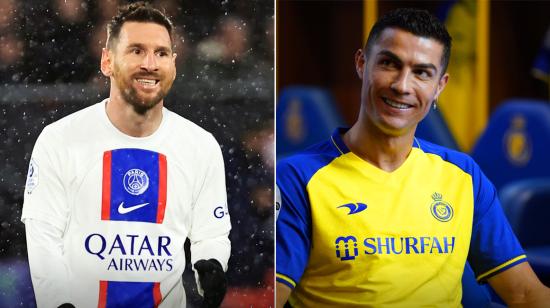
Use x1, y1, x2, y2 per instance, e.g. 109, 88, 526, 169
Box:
430, 192, 453, 222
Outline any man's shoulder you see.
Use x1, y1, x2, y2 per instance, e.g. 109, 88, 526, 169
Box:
277, 138, 342, 183
40, 102, 103, 141
163, 107, 217, 143
415, 138, 479, 174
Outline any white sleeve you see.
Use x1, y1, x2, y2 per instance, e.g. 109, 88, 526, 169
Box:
189, 137, 231, 271
22, 127, 69, 230
22, 127, 72, 307
25, 218, 72, 308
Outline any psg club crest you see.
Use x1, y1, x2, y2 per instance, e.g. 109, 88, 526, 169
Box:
123, 168, 150, 195
430, 192, 453, 222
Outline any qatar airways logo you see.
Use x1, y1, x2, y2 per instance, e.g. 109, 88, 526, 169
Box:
85, 233, 174, 272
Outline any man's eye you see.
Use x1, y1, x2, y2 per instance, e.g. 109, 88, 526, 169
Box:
132, 49, 141, 55
379, 59, 397, 68
416, 70, 431, 79
157, 51, 168, 57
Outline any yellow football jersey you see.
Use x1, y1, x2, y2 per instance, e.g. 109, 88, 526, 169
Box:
276, 128, 526, 307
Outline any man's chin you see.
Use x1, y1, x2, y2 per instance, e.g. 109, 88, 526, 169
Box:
120, 85, 167, 115
373, 116, 415, 137
124, 93, 164, 115
130, 99, 162, 115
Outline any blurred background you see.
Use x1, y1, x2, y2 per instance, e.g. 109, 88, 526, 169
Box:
0, 0, 273, 307
277, 1, 550, 307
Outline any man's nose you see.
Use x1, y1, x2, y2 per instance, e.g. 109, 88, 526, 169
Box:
141, 52, 158, 71
390, 70, 411, 95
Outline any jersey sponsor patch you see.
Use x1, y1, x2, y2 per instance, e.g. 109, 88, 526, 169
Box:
118, 202, 150, 214
213, 205, 228, 219
334, 235, 456, 261
337, 203, 367, 215
25, 158, 39, 194
101, 148, 167, 223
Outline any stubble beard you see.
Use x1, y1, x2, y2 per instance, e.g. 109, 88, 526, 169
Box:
112, 63, 170, 115
120, 84, 166, 115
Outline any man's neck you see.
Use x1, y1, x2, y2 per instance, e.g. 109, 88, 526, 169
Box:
343, 121, 415, 172
105, 93, 163, 138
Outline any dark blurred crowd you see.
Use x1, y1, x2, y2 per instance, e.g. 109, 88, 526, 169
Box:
0, 0, 274, 84
0, 0, 274, 306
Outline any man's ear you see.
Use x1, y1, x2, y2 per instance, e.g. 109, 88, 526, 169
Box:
171, 53, 177, 81
434, 73, 449, 101
355, 49, 366, 80
100, 48, 113, 77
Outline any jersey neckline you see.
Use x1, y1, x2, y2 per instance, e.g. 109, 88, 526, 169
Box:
99, 98, 170, 142
329, 127, 422, 181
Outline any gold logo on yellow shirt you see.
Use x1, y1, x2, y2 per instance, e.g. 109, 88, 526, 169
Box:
430, 193, 453, 222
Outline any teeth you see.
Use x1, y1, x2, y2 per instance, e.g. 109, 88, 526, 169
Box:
383, 98, 410, 109
137, 79, 156, 85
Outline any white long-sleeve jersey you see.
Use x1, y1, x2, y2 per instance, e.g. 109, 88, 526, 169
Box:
22, 100, 231, 308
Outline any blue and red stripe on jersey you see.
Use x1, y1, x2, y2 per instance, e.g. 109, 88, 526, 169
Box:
98, 280, 161, 308
101, 148, 167, 223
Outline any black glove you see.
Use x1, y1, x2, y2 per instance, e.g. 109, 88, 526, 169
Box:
58, 304, 75, 308
193, 259, 227, 308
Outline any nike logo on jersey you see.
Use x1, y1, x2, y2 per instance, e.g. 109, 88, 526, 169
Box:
337, 203, 368, 215
118, 202, 150, 214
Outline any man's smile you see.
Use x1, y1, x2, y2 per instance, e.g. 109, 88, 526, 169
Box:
382, 97, 413, 110
135, 78, 159, 88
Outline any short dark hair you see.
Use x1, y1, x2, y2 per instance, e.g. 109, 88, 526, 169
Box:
106, 1, 174, 50
364, 8, 452, 74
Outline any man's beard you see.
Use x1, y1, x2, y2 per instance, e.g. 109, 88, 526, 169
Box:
120, 84, 166, 115
112, 61, 171, 115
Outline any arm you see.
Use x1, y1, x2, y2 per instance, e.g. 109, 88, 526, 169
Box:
466, 161, 550, 306
25, 219, 72, 308
188, 139, 231, 268
275, 158, 313, 307
22, 128, 72, 307
488, 262, 550, 307
188, 138, 231, 305
275, 184, 293, 308
276, 282, 292, 308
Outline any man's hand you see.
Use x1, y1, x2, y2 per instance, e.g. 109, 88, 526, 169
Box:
194, 259, 227, 308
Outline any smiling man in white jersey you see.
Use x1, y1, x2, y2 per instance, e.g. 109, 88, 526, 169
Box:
22, 2, 231, 307
276, 8, 550, 307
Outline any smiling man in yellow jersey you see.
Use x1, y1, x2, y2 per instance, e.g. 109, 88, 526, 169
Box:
276, 8, 550, 307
